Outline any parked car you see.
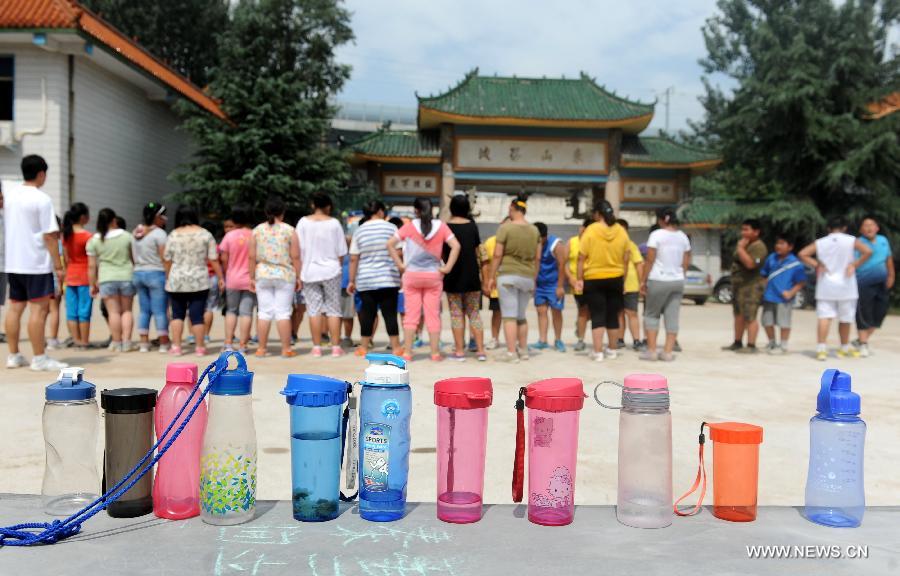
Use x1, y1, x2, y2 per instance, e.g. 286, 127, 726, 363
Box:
684, 264, 712, 305
713, 266, 816, 308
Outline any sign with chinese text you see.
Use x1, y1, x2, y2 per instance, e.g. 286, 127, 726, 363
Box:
455, 137, 607, 174
382, 173, 440, 196
622, 179, 677, 203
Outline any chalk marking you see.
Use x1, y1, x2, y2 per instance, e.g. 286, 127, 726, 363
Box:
331, 525, 451, 549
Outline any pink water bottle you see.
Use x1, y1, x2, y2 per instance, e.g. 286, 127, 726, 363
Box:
513, 378, 586, 526
153, 363, 208, 520
434, 377, 493, 524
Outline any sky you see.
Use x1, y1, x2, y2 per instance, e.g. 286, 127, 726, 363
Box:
334, 0, 725, 134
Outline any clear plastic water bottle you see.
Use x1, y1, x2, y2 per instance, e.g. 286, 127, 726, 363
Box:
805, 369, 865, 528
358, 354, 410, 522
42, 368, 100, 516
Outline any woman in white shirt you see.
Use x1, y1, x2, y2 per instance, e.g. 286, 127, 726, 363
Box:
639, 208, 691, 362
296, 193, 348, 358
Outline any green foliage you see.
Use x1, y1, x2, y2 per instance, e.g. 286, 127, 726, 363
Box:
687, 0, 899, 240
81, 0, 229, 86
173, 0, 354, 218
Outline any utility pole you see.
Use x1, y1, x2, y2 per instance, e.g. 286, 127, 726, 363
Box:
662, 86, 674, 133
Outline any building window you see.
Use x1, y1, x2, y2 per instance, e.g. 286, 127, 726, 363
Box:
0, 56, 13, 121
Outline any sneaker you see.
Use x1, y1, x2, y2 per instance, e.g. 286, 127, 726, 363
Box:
765, 341, 779, 353
768, 345, 785, 356
816, 349, 828, 361
519, 351, 530, 361
573, 340, 586, 352
604, 348, 618, 360
430, 353, 444, 362
485, 338, 499, 350
331, 346, 345, 358
139, 343, 151, 353
108, 341, 123, 352
858, 343, 870, 358
223, 343, 235, 353
355, 346, 368, 357
195, 347, 208, 357
468, 338, 478, 353
554, 339, 566, 353
632, 340, 645, 352
121, 341, 136, 353
530, 341, 549, 351
658, 352, 675, 362
339, 338, 354, 349
413, 337, 425, 349
46, 338, 61, 350
169, 345, 184, 356
590, 351, 604, 362
448, 353, 466, 362
6, 353, 28, 369
311, 346, 323, 358
721, 341, 743, 351
477, 354, 487, 362
616, 338, 626, 348
30, 355, 69, 372
673, 341, 683, 353
639, 350, 657, 361
736, 345, 759, 355
495, 351, 520, 364
187, 335, 196, 345
158, 344, 171, 354
836, 348, 860, 359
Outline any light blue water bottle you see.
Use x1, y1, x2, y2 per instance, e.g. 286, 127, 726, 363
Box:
358, 354, 410, 522
804, 369, 865, 528
280, 374, 351, 522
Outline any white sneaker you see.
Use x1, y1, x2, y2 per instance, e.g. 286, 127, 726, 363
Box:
46, 338, 61, 350
590, 351, 604, 362
139, 343, 151, 353
121, 341, 136, 353
604, 348, 619, 360
495, 351, 519, 364
30, 355, 69, 372
6, 354, 28, 369
859, 344, 870, 358
108, 341, 122, 352
485, 338, 499, 350
158, 344, 170, 354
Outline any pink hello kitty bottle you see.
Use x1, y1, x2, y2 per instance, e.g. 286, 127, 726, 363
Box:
513, 378, 586, 526
434, 377, 493, 524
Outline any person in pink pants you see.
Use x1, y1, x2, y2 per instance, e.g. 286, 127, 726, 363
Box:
388, 198, 460, 361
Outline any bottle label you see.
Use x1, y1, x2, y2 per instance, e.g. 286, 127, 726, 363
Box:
362, 422, 391, 492
200, 450, 257, 517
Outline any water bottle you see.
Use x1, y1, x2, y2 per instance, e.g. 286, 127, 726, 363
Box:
153, 363, 208, 520
804, 369, 865, 528
358, 353, 410, 522
597, 374, 672, 529
101, 387, 157, 518
280, 374, 350, 522
200, 354, 256, 525
42, 368, 100, 516
434, 377, 492, 524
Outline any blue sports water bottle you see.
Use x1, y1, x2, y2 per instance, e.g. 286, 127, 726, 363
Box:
358, 354, 410, 522
804, 369, 866, 528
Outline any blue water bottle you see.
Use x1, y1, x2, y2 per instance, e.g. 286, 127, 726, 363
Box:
358, 354, 410, 522
804, 369, 866, 528
280, 374, 351, 522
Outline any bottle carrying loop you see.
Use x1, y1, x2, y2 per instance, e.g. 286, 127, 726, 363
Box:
673, 422, 709, 517
339, 382, 359, 502
0, 351, 243, 547
512, 387, 527, 503
593, 381, 624, 410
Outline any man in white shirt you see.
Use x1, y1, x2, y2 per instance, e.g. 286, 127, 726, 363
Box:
3, 155, 68, 371
799, 217, 872, 361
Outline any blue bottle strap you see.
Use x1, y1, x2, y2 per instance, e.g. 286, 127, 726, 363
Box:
339, 382, 358, 502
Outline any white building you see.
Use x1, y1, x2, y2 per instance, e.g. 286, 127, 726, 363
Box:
0, 0, 224, 225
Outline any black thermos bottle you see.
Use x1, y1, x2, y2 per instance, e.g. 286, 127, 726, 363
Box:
101, 388, 157, 518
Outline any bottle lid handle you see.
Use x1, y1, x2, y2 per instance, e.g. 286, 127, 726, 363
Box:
215, 350, 248, 374
58, 367, 85, 387
593, 380, 624, 410
817, 369, 838, 416
365, 353, 406, 370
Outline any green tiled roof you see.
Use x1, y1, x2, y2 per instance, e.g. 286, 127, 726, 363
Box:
352, 130, 441, 160
678, 200, 736, 226
417, 69, 654, 123
622, 136, 721, 167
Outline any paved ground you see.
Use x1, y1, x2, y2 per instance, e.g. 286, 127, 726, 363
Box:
1, 299, 898, 507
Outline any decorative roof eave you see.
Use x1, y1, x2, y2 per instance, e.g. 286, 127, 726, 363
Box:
350, 153, 441, 166
417, 105, 654, 133
621, 158, 723, 174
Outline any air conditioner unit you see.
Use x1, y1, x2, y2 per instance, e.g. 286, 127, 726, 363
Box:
0, 121, 14, 147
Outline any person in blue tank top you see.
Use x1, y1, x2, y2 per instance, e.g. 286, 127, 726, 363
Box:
854, 216, 894, 357
531, 222, 567, 352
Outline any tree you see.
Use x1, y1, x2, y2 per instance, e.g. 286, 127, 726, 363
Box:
82, 0, 229, 86
688, 0, 899, 241
173, 0, 353, 217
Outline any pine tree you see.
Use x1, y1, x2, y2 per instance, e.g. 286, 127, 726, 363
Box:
173, 0, 354, 217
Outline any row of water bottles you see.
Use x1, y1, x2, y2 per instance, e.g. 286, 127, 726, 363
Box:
41, 354, 866, 529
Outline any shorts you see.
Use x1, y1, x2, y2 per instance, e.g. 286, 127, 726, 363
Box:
0, 272, 6, 305
732, 278, 764, 321
341, 289, 355, 319
302, 274, 342, 317
498, 274, 534, 322
761, 301, 793, 328
169, 290, 208, 325
257, 278, 293, 321
99, 280, 136, 298
816, 299, 857, 324
65, 285, 93, 322
583, 277, 624, 329
489, 296, 500, 312
7, 272, 55, 302
623, 292, 639, 312
857, 281, 889, 330
535, 288, 564, 311
643, 280, 683, 333
225, 289, 256, 317
206, 276, 221, 311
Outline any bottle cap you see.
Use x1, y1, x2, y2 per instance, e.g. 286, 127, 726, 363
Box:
209, 352, 254, 396
525, 378, 586, 412
281, 374, 348, 407
434, 377, 493, 409
100, 388, 157, 412
362, 353, 408, 387
708, 422, 763, 445
817, 369, 860, 417
623, 373, 668, 394
46, 367, 96, 401
165, 363, 198, 386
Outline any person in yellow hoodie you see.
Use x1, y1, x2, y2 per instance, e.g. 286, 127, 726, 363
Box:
565, 218, 593, 352
576, 200, 630, 362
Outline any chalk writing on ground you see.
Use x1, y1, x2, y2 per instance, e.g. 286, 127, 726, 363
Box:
217, 525, 304, 546
308, 552, 462, 576
331, 525, 452, 549
214, 549, 288, 576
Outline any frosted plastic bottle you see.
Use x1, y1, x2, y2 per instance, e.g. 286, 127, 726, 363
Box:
524, 378, 585, 527
805, 369, 865, 528
614, 374, 672, 529
42, 368, 100, 516
153, 363, 208, 520
434, 377, 493, 524
200, 355, 256, 525
358, 354, 410, 522
280, 374, 349, 522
